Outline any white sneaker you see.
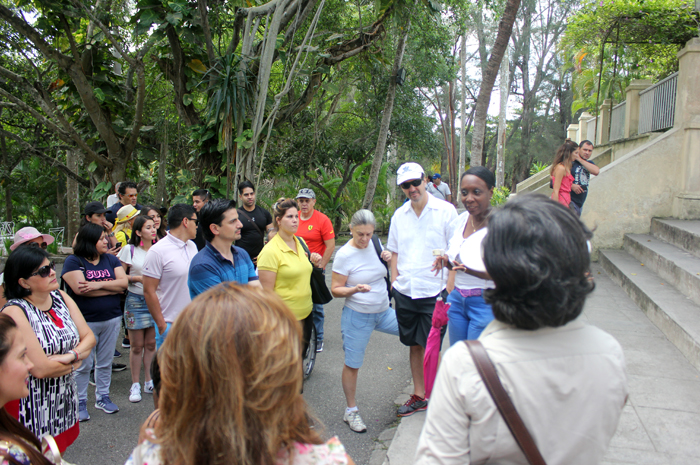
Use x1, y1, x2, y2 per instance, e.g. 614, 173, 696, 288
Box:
144, 380, 154, 394
343, 409, 367, 433
129, 383, 141, 403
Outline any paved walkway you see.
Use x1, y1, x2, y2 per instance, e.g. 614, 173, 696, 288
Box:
382, 263, 700, 464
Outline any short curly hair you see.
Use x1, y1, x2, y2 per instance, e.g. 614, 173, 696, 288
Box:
482, 193, 595, 330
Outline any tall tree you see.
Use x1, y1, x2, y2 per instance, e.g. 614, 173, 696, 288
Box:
362, 19, 410, 210
469, 0, 521, 166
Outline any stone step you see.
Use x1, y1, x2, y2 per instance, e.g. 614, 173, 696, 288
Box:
623, 233, 700, 307
650, 218, 700, 259
599, 249, 700, 372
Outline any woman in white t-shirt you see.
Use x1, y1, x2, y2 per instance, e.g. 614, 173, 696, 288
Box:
330, 210, 398, 434
434, 167, 496, 346
118, 215, 157, 403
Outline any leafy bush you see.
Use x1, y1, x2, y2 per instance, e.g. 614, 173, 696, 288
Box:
491, 186, 511, 206
529, 161, 549, 176
4, 239, 12, 256
47, 242, 59, 255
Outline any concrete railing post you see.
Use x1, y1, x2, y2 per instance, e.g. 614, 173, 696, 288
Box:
578, 112, 593, 144
674, 38, 700, 219
598, 99, 612, 145
567, 124, 579, 141
624, 79, 652, 138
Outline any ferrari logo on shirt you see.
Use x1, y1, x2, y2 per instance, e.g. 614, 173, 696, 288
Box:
308, 225, 313, 231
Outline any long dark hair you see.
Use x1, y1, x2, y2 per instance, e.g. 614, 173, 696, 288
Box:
0, 314, 52, 465
140, 206, 166, 240
550, 140, 579, 175
129, 215, 155, 247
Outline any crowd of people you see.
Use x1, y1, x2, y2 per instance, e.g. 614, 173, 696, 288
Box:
0, 152, 628, 464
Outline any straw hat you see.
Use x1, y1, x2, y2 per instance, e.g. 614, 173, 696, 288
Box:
114, 205, 139, 226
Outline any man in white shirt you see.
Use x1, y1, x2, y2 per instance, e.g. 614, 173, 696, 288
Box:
387, 162, 457, 417
106, 182, 121, 208
142, 203, 199, 349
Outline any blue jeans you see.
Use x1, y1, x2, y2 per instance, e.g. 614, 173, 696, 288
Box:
446, 290, 494, 346
76, 316, 121, 401
155, 322, 172, 350
313, 303, 324, 343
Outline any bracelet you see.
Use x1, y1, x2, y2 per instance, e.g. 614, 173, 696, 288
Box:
71, 349, 79, 362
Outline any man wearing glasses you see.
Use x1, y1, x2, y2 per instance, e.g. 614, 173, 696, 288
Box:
142, 204, 199, 349
105, 181, 142, 225
386, 162, 457, 417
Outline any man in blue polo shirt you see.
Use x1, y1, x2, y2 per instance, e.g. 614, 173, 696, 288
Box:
188, 199, 261, 298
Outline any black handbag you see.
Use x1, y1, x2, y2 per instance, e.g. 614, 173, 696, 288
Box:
298, 238, 333, 305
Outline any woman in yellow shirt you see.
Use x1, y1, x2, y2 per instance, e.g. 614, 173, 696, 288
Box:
113, 205, 139, 248
258, 198, 321, 357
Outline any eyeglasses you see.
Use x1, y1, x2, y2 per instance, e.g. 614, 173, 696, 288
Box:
188, 217, 199, 225
28, 241, 48, 249
126, 194, 138, 198
30, 261, 55, 278
400, 179, 422, 190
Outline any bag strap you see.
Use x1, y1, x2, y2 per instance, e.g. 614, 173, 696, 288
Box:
464, 340, 547, 465
297, 237, 313, 264
371, 234, 389, 271
238, 208, 265, 245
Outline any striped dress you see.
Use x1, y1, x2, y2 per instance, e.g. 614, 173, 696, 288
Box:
2, 291, 80, 442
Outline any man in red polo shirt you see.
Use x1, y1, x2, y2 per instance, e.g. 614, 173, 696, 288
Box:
295, 188, 335, 353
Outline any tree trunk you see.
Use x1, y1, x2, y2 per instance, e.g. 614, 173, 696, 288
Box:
470, 0, 521, 166
66, 150, 81, 242
56, 181, 66, 232
156, 140, 168, 206
458, 31, 467, 182
362, 19, 410, 210
496, 47, 509, 188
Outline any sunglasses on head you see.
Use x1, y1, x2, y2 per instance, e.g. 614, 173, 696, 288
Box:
400, 179, 423, 190
30, 261, 55, 278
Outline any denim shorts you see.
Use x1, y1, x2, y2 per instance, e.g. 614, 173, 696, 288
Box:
341, 306, 399, 369
124, 292, 156, 330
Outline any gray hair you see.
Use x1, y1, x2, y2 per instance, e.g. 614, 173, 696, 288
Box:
349, 209, 376, 229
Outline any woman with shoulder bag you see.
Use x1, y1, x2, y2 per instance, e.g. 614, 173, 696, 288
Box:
258, 198, 322, 359
118, 216, 157, 403
416, 194, 628, 465
331, 209, 397, 434
61, 223, 128, 422
1, 246, 95, 454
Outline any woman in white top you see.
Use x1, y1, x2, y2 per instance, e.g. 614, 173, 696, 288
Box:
118, 215, 157, 403
330, 210, 397, 434
434, 167, 496, 346
416, 194, 628, 465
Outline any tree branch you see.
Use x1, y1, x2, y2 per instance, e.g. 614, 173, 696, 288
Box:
0, 129, 90, 187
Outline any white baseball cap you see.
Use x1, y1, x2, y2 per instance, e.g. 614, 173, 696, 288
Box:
396, 162, 424, 185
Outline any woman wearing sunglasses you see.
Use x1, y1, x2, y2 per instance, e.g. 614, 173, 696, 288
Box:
61, 223, 128, 421
0, 246, 95, 453
0, 227, 55, 308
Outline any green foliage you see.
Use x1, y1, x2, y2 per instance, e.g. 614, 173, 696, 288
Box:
4, 239, 12, 256
92, 182, 113, 202
529, 161, 548, 176
490, 186, 510, 206
561, 0, 696, 114
47, 241, 58, 255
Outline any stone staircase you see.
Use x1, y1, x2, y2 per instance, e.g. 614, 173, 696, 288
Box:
600, 218, 700, 372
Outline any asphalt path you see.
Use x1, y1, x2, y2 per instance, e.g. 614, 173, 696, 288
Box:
61, 259, 413, 465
